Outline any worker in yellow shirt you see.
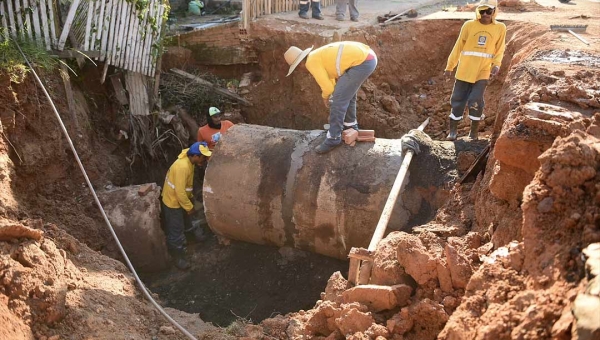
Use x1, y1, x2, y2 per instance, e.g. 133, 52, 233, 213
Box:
284, 41, 377, 154
444, 0, 506, 140
161, 142, 211, 270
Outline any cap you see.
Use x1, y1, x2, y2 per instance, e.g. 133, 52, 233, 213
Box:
209, 107, 221, 116
187, 142, 212, 157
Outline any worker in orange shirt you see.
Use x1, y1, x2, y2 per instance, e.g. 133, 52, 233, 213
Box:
197, 107, 235, 150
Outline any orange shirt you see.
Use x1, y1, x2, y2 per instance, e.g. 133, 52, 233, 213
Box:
197, 120, 234, 150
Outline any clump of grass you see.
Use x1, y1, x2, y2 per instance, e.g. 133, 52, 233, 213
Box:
0, 32, 59, 82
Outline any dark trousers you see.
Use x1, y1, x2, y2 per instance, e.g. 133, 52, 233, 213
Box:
299, 0, 321, 16
449, 79, 488, 121
161, 201, 193, 252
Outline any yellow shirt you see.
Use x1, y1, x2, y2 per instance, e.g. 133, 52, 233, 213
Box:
445, 15, 506, 83
305, 41, 372, 98
161, 148, 195, 212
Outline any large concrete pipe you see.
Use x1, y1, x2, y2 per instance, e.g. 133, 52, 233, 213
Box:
203, 124, 468, 259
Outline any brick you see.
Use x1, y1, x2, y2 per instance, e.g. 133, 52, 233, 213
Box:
343, 129, 358, 145
357, 136, 376, 142
358, 129, 375, 138
138, 183, 154, 197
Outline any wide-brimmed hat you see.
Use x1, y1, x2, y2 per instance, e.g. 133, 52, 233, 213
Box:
285, 45, 313, 77
188, 142, 212, 157
478, 0, 497, 8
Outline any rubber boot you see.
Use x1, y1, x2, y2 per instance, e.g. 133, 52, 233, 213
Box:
170, 248, 190, 270
446, 119, 458, 141
468, 120, 479, 140
315, 138, 342, 154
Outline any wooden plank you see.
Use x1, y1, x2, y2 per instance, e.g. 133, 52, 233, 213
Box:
60, 63, 81, 133
110, 0, 123, 65
99, 0, 112, 61
129, 7, 140, 72
39, 0, 51, 49
141, 0, 155, 75
109, 74, 129, 105
107, 0, 119, 64
14, 0, 25, 38
0, 2, 9, 41
149, 3, 165, 76
47, 0, 57, 47
348, 247, 374, 261
124, 1, 137, 71
58, 0, 82, 50
170, 68, 253, 106
132, 5, 148, 73
23, 0, 33, 40
6, 0, 16, 38
347, 258, 360, 285
93, 0, 106, 58
115, 0, 129, 67
30, 0, 42, 46
90, 0, 101, 52
84, 0, 94, 50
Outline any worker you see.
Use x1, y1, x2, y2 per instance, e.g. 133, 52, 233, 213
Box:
444, 0, 506, 141
197, 107, 235, 150
161, 141, 211, 270
284, 41, 377, 154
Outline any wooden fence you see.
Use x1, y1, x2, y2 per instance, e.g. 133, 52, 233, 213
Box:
1, 0, 168, 77
0, 0, 59, 49
241, 0, 336, 30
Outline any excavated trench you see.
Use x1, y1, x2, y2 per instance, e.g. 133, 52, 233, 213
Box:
142, 19, 505, 326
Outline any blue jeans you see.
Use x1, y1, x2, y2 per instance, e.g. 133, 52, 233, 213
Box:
327, 56, 377, 141
299, 0, 321, 17
449, 79, 488, 121
161, 201, 193, 252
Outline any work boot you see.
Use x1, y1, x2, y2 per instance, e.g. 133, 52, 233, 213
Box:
350, 17, 359, 22
336, 15, 344, 21
170, 248, 191, 270
299, 13, 309, 19
468, 120, 480, 140
315, 138, 342, 154
313, 14, 325, 20
446, 119, 458, 141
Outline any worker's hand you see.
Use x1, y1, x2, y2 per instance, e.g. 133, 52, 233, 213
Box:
187, 209, 194, 215
323, 97, 330, 108
490, 66, 500, 78
444, 70, 452, 77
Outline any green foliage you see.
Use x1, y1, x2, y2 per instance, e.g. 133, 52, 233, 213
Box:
0, 34, 59, 82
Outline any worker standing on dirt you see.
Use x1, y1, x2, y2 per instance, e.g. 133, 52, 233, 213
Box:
335, 0, 359, 22
298, 0, 324, 20
197, 107, 235, 151
444, 0, 506, 140
284, 41, 377, 154
161, 142, 211, 270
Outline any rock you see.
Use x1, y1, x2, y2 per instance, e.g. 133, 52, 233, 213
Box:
457, 151, 477, 172
138, 183, 154, 197
573, 294, 600, 339
436, 259, 453, 292
159, 326, 176, 335
341, 284, 412, 312
98, 184, 170, 272
396, 233, 438, 285
322, 271, 348, 303
444, 243, 473, 289
0, 221, 43, 241
335, 306, 375, 336
489, 160, 534, 204
380, 96, 401, 114
537, 197, 554, 213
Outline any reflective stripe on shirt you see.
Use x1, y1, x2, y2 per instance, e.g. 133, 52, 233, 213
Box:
336, 44, 345, 77
461, 51, 494, 58
166, 180, 192, 192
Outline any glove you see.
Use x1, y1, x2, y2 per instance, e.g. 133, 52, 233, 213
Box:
400, 130, 421, 155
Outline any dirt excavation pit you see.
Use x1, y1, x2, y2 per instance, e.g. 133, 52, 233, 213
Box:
1, 5, 600, 339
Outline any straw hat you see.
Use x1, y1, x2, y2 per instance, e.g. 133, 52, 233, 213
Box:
478, 0, 497, 8
284, 45, 313, 77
